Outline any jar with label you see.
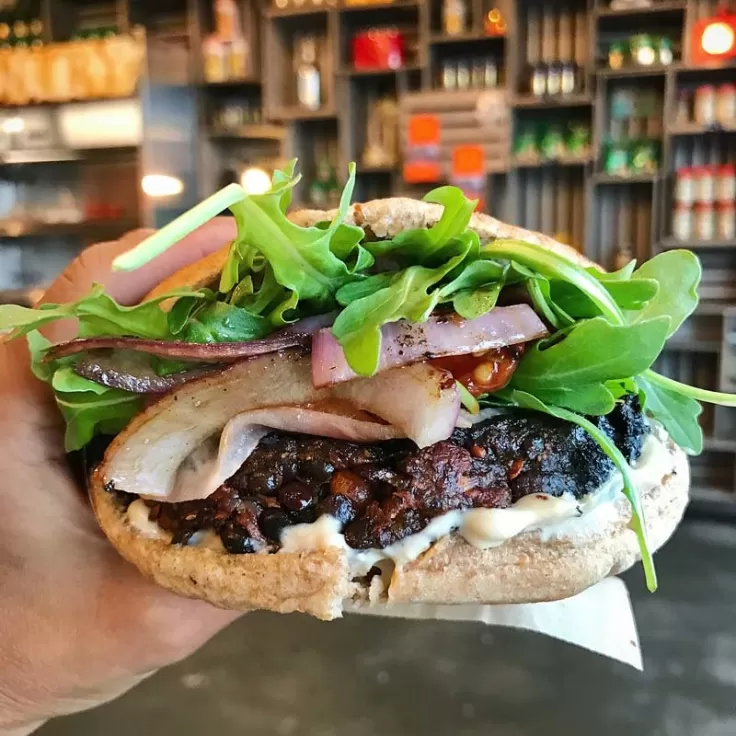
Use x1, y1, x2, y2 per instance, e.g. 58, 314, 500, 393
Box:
694, 85, 717, 125
694, 166, 716, 204
203, 34, 227, 83
675, 167, 695, 205
717, 202, 735, 240
672, 203, 694, 241
717, 164, 736, 203
717, 84, 736, 125
695, 202, 715, 241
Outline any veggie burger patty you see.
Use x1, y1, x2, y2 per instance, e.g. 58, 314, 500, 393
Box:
110, 396, 648, 555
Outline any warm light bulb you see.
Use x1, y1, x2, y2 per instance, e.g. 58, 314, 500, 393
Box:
701, 21, 735, 56
1, 117, 24, 134
141, 174, 184, 198
240, 167, 271, 195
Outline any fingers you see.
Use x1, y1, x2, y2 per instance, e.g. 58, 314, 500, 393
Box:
43, 217, 236, 307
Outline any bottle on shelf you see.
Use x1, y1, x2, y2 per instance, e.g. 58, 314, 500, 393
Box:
526, 7, 545, 97
557, 7, 577, 96
542, 8, 561, 97
443, 0, 467, 36
295, 34, 321, 110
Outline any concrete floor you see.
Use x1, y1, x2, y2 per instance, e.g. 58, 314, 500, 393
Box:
39, 518, 736, 736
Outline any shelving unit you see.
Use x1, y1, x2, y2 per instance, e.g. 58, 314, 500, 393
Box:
1, 0, 735, 506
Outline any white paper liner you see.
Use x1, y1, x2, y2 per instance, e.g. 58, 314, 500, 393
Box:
345, 577, 642, 669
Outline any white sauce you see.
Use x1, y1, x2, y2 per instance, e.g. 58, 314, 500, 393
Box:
278, 430, 673, 576
126, 499, 172, 541
127, 428, 674, 568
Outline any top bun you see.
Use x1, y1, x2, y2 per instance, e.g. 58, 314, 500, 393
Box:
145, 197, 597, 301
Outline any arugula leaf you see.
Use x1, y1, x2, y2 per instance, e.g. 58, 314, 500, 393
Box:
182, 302, 271, 343
451, 283, 502, 320
636, 375, 703, 454
510, 317, 671, 410
332, 246, 470, 375
590, 261, 637, 281
0, 285, 209, 341
499, 388, 657, 592
52, 367, 109, 394
27, 331, 55, 381
530, 384, 617, 415
627, 250, 701, 337
368, 187, 478, 265
551, 279, 659, 318
56, 388, 142, 452
336, 273, 395, 306
228, 163, 361, 304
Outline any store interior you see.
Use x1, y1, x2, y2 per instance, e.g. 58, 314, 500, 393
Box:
0, 1, 734, 734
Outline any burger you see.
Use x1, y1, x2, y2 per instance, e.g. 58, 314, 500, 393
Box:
1, 162, 726, 621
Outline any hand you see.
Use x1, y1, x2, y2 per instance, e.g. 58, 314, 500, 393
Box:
0, 220, 239, 735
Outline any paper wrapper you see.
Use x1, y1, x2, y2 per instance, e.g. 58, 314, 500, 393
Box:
345, 577, 642, 669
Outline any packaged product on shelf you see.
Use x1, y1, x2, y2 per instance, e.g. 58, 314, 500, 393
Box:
443, 0, 467, 35
484, 8, 505, 36
694, 85, 717, 126
47, 43, 74, 101
539, 126, 565, 160
604, 140, 629, 176
716, 84, 735, 126
694, 166, 716, 204
674, 91, 690, 125
295, 34, 321, 109
215, 0, 241, 42
471, 59, 485, 88
675, 167, 695, 206
483, 58, 498, 88
657, 37, 674, 65
608, 42, 625, 70
566, 123, 591, 160
695, 202, 715, 241
672, 202, 694, 241
630, 137, 659, 174
630, 34, 655, 66
228, 36, 250, 79
441, 60, 457, 89
717, 164, 736, 203
514, 127, 538, 162
203, 34, 227, 83
717, 202, 735, 240
456, 60, 471, 89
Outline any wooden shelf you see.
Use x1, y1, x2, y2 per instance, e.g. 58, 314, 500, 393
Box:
339, 0, 418, 12
660, 238, 736, 250
703, 437, 736, 453
209, 124, 285, 141
341, 66, 404, 77
428, 32, 506, 44
201, 78, 261, 88
357, 164, 397, 174
512, 156, 592, 168
0, 219, 140, 240
596, 64, 672, 78
666, 121, 736, 136
512, 93, 592, 108
270, 106, 337, 121
664, 338, 722, 353
593, 172, 658, 183
265, 4, 333, 17
595, 1, 686, 18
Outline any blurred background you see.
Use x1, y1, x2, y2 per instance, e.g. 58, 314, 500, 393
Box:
0, 0, 734, 731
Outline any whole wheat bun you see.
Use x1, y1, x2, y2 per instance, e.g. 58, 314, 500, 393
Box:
95, 197, 689, 621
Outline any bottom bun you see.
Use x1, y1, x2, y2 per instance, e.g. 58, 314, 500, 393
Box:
89, 440, 689, 621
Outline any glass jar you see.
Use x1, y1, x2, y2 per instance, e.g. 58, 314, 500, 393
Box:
695, 202, 715, 241
672, 203, 694, 241
694, 85, 717, 125
675, 167, 695, 205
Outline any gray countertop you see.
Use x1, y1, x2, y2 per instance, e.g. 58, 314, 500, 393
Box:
39, 518, 736, 736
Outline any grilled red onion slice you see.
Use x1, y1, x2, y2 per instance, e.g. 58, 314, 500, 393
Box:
312, 305, 548, 388
103, 351, 458, 500
73, 351, 217, 394
45, 331, 312, 364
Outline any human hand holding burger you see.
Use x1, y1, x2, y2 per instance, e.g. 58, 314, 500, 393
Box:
0, 221, 242, 735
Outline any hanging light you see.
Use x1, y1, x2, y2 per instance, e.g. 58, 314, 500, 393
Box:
691, 10, 736, 65
141, 174, 184, 198
240, 166, 271, 195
